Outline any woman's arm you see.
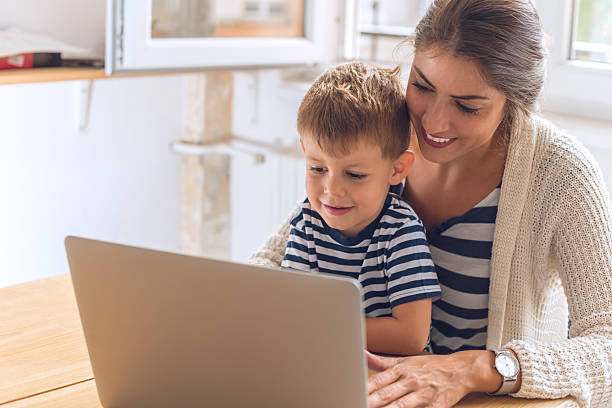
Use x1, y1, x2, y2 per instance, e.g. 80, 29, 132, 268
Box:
503, 143, 612, 407
247, 205, 297, 267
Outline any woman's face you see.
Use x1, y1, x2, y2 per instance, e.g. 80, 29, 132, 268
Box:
406, 47, 507, 165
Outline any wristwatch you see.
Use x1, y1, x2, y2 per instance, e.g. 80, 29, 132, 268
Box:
487, 349, 520, 395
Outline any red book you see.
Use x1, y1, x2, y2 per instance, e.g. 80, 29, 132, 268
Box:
0, 53, 61, 69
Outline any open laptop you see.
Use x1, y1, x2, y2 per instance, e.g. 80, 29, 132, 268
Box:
65, 236, 368, 407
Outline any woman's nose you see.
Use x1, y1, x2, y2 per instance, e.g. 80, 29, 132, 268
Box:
421, 98, 450, 134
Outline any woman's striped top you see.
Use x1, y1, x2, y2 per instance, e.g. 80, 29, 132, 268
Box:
427, 186, 500, 354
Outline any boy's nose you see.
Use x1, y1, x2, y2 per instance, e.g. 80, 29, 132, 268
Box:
324, 175, 345, 197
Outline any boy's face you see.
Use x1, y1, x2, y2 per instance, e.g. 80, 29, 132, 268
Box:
301, 135, 410, 237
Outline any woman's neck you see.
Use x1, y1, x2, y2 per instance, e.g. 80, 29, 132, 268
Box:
404, 136, 507, 231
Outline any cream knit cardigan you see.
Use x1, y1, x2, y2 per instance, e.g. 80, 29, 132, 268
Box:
248, 116, 612, 407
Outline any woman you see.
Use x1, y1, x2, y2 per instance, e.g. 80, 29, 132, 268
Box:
249, 0, 612, 407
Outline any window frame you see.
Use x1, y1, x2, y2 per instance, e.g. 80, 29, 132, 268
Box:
537, 0, 612, 120
105, 0, 357, 74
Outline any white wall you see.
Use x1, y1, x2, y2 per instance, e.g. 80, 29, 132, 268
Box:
0, 76, 186, 287
543, 112, 612, 189
0, 1, 188, 288
0, 0, 106, 58
229, 70, 306, 262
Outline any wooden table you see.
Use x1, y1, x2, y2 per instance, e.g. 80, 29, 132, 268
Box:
0, 275, 577, 407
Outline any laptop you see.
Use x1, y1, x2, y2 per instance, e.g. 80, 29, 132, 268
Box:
65, 236, 368, 408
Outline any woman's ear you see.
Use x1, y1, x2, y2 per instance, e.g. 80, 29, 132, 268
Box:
390, 150, 414, 185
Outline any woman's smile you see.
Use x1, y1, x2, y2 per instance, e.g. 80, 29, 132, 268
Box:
420, 126, 457, 148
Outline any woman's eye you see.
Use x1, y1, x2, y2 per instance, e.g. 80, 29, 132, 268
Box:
309, 166, 326, 174
412, 81, 431, 92
456, 102, 480, 115
346, 172, 366, 180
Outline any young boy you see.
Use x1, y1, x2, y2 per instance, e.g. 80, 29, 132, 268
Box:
282, 62, 441, 356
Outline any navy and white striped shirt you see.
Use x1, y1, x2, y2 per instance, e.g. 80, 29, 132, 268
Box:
282, 193, 441, 317
427, 186, 500, 354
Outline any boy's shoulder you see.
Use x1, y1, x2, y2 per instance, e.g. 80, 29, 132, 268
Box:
384, 192, 423, 226
290, 198, 323, 226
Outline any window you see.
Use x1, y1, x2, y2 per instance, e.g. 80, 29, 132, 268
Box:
357, 0, 429, 64
105, 0, 357, 73
537, 0, 612, 121
571, 0, 612, 64
151, 0, 304, 39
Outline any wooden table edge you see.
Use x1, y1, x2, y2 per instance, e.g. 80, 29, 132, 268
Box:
0, 378, 94, 406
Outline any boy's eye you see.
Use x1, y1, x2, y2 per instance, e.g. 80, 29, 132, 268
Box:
411, 81, 431, 92
309, 166, 326, 174
346, 172, 366, 180
456, 102, 480, 115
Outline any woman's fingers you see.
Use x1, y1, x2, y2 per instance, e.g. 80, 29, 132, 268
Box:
366, 350, 405, 372
384, 389, 439, 408
367, 365, 400, 394
366, 353, 475, 408
368, 372, 416, 408
369, 377, 447, 408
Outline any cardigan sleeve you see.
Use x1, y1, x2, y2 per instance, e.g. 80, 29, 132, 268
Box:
506, 142, 612, 408
247, 204, 298, 267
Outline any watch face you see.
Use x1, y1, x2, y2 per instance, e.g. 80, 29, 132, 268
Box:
496, 354, 519, 377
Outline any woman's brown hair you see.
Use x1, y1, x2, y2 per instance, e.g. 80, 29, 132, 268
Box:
414, 0, 547, 138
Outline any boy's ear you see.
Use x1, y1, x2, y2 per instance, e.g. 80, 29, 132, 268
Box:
299, 139, 305, 154
390, 150, 414, 185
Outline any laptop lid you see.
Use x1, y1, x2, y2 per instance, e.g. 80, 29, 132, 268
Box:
65, 236, 368, 408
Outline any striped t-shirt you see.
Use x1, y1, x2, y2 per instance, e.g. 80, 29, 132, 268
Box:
282, 193, 441, 317
427, 186, 500, 354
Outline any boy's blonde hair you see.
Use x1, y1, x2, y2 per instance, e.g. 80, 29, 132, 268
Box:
297, 61, 410, 160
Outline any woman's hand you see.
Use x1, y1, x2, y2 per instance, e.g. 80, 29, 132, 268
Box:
366, 350, 502, 408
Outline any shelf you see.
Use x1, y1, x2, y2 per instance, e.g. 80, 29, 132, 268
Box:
0, 66, 195, 86
0, 67, 108, 85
